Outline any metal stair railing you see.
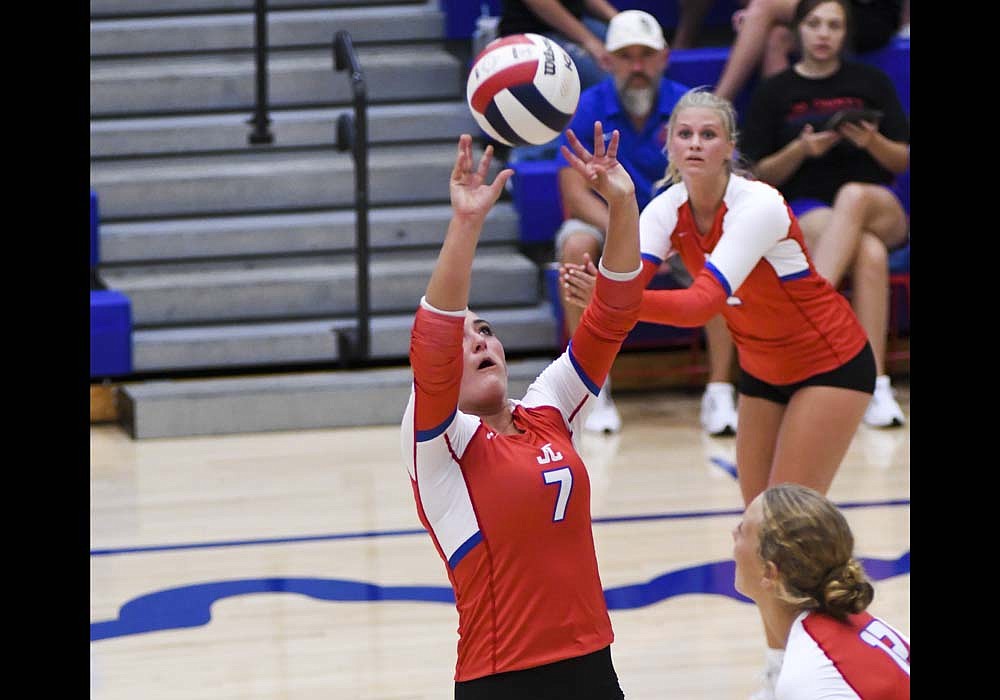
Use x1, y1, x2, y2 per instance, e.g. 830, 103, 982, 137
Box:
248, 0, 275, 145
333, 30, 371, 366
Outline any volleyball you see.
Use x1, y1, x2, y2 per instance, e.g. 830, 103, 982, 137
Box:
466, 33, 581, 147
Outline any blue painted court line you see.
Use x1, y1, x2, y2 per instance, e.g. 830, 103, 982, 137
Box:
710, 457, 739, 479
90, 551, 910, 642
90, 498, 909, 558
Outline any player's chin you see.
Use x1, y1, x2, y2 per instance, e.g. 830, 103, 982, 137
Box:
460, 375, 507, 407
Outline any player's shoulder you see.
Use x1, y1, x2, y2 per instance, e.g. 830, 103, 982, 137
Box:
649, 181, 688, 209
725, 174, 787, 211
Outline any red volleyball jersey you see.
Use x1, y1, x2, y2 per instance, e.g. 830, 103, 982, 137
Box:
777, 610, 911, 699
638, 175, 868, 385
401, 263, 642, 681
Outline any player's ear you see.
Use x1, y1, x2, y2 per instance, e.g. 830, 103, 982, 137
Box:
761, 561, 782, 591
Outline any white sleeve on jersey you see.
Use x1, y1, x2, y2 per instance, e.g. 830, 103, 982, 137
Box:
400, 390, 484, 565
639, 185, 684, 263
518, 351, 597, 436
709, 180, 793, 295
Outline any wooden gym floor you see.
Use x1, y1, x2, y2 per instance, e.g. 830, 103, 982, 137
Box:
90, 382, 910, 700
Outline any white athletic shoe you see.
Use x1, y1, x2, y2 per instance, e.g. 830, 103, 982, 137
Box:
863, 375, 905, 428
700, 382, 738, 436
585, 382, 622, 434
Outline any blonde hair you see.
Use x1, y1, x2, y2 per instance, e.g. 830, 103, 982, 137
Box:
759, 483, 874, 620
658, 86, 751, 188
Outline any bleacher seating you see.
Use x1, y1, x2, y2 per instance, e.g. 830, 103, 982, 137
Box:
88, 0, 908, 435
92, 189, 134, 379
91, 289, 133, 378
91, 189, 100, 274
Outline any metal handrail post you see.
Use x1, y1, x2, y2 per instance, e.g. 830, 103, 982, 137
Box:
248, 0, 274, 145
333, 30, 370, 364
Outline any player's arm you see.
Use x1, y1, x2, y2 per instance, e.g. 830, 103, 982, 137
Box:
561, 191, 677, 310
559, 123, 642, 387
406, 136, 513, 457
639, 189, 788, 326
424, 134, 512, 313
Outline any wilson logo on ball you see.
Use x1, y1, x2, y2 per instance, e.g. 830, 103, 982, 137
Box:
466, 33, 581, 147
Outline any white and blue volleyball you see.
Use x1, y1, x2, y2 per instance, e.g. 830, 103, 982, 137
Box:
466, 33, 581, 147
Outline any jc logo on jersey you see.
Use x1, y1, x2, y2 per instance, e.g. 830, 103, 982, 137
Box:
536, 443, 564, 464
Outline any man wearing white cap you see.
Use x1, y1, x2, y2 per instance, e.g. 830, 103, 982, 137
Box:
553, 9, 739, 436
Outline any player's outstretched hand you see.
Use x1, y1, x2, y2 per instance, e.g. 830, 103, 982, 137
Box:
561, 122, 635, 204
450, 134, 514, 220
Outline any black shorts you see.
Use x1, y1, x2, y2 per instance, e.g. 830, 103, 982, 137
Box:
738, 342, 876, 405
454, 646, 625, 700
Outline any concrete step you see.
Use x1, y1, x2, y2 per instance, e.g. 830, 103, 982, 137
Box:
118, 356, 554, 439
90, 143, 489, 220
97, 248, 541, 326
90, 102, 477, 158
91, 0, 425, 19
99, 202, 519, 263
91, 6, 444, 56
90, 45, 463, 117
132, 302, 558, 372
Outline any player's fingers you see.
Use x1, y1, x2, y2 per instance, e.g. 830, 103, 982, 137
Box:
490, 168, 514, 195
560, 144, 585, 172
605, 129, 620, 160
452, 136, 470, 179
592, 121, 605, 158
477, 144, 494, 179
565, 129, 591, 161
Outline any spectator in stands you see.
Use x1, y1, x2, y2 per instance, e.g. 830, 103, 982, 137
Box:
402, 127, 641, 699
498, 1, 620, 92
740, 0, 909, 428
711, 0, 902, 103
554, 9, 739, 436
731, 483, 910, 699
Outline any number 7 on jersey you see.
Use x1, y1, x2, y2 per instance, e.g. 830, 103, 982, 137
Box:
542, 467, 573, 522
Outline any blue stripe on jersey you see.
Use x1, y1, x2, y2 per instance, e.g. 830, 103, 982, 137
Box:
641, 252, 663, 266
415, 409, 456, 443
779, 268, 811, 282
507, 83, 571, 133
705, 260, 731, 296
567, 340, 601, 395
448, 530, 483, 569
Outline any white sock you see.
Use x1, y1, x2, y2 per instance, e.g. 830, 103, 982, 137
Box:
706, 381, 733, 394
